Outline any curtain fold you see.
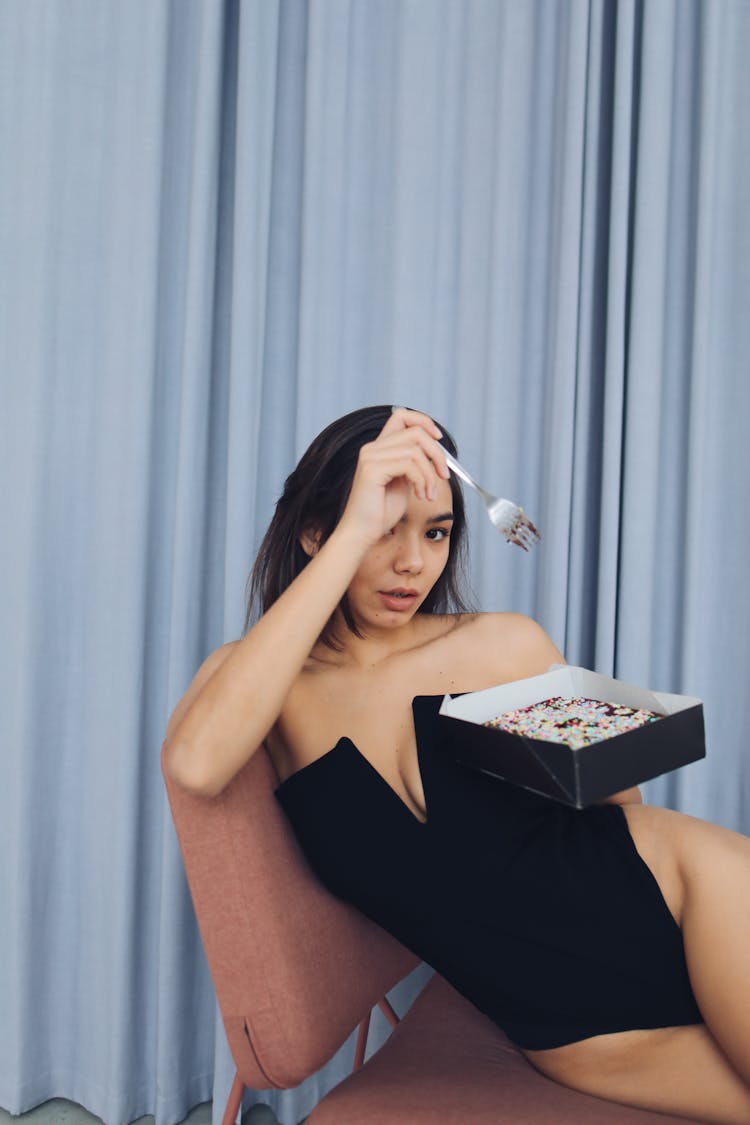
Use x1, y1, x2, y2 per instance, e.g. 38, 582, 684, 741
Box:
1, 1, 748, 1123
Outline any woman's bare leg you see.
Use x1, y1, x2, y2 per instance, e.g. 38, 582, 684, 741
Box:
527, 807, 750, 1123
677, 814, 750, 1086
526, 1021, 750, 1124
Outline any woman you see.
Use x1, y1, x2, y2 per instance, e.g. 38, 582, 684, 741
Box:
165, 406, 750, 1123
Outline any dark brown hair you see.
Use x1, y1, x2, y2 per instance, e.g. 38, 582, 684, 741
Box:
244, 405, 474, 646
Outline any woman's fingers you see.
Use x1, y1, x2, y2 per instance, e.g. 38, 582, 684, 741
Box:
360, 445, 437, 501
339, 408, 453, 543
360, 428, 450, 499
379, 411, 450, 482
386, 405, 443, 442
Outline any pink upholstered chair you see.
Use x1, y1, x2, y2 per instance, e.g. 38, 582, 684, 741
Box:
161, 743, 694, 1124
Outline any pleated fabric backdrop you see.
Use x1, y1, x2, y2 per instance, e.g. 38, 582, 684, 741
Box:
1, 1, 748, 1123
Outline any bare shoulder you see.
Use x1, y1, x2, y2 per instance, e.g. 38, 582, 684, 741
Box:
460, 612, 565, 679
464, 611, 559, 647
165, 641, 239, 743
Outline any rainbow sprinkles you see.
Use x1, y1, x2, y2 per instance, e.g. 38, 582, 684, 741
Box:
484, 696, 661, 750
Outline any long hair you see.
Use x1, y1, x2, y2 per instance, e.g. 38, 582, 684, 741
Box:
244, 405, 474, 647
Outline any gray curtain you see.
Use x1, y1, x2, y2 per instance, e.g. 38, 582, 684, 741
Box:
1, 1, 748, 1123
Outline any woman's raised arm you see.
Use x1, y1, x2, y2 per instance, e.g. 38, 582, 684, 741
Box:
163, 522, 370, 796
163, 408, 449, 797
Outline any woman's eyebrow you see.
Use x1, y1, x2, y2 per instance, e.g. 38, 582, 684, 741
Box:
427, 512, 454, 524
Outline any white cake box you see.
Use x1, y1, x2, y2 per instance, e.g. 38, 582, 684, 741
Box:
438, 665, 705, 808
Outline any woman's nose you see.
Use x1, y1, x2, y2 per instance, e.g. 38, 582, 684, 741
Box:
393, 535, 424, 574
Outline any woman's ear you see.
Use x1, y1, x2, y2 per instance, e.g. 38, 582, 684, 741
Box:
300, 526, 322, 558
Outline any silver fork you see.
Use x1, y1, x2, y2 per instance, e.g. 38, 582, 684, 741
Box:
443, 451, 541, 551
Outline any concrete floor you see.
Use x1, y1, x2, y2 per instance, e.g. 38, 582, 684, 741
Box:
0, 1100, 281, 1125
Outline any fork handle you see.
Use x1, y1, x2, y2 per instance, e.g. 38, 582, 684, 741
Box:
443, 451, 487, 500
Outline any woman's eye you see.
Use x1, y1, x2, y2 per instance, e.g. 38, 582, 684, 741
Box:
426, 527, 450, 541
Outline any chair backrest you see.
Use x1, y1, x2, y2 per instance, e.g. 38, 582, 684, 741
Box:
161, 742, 419, 1089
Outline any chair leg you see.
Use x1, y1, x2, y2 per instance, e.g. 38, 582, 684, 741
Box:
222, 1068, 246, 1125
352, 1010, 371, 1070
352, 995, 402, 1073
377, 996, 400, 1028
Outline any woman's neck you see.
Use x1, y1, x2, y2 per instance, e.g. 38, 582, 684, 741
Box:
310, 612, 453, 671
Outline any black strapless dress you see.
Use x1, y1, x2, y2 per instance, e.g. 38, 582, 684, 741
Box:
275, 694, 703, 1050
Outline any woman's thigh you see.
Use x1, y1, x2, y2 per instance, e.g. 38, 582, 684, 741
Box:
525, 1022, 750, 1125
622, 804, 750, 1086
524, 806, 750, 1121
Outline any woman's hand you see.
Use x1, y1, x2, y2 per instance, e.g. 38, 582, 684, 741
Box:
337, 407, 451, 547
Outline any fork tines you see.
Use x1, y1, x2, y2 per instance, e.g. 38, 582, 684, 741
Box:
493, 501, 542, 552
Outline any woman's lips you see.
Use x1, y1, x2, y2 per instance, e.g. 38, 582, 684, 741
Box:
378, 589, 419, 612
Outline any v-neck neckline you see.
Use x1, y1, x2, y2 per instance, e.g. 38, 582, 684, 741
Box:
335, 733, 429, 826
277, 694, 446, 828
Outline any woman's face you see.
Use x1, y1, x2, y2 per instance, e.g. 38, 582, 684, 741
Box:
344, 478, 455, 632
